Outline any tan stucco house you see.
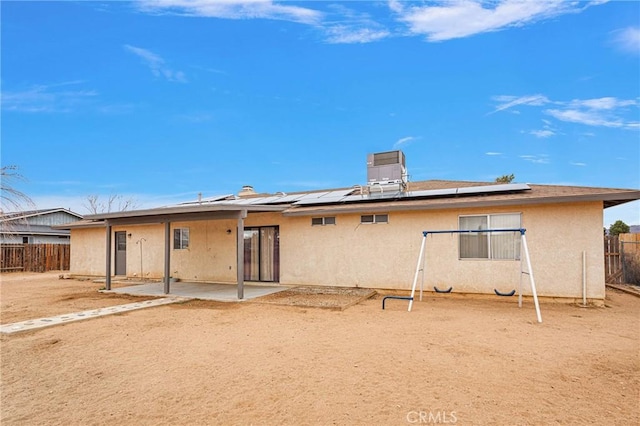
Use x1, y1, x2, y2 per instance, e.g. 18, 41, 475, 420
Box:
60, 151, 639, 304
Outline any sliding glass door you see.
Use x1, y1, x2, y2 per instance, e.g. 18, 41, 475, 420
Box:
243, 226, 279, 282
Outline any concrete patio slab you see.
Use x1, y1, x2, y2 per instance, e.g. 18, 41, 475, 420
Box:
101, 281, 290, 301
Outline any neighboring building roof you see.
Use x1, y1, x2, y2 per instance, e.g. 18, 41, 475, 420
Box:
0, 224, 70, 237
0, 208, 83, 222
56, 180, 640, 229
1, 208, 83, 237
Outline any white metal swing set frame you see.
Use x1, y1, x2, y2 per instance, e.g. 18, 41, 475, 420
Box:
407, 228, 542, 323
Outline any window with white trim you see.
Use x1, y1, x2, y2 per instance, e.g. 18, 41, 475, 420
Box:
173, 228, 190, 250
311, 217, 336, 226
360, 214, 389, 224
458, 214, 521, 259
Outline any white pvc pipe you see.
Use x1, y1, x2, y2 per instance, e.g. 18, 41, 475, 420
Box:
408, 235, 427, 312
521, 234, 542, 323
583, 250, 587, 305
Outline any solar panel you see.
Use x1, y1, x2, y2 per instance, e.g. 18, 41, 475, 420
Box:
178, 194, 234, 206
292, 183, 531, 207
203, 183, 533, 208
321, 189, 355, 198
247, 194, 291, 204
407, 188, 458, 198
296, 191, 331, 201
295, 196, 345, 206
456, 183, 530, 195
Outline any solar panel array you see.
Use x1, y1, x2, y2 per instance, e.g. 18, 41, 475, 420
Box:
177, 183, 531, 208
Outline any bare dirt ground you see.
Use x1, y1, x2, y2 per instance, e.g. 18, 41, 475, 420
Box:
1, 272, 638, 425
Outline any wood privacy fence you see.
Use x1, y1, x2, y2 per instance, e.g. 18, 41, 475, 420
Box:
0, 244, 71, 273
605, 234, 640, 284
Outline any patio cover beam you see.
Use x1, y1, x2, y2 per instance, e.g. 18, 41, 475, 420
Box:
101, 208, 249, 298
103, 210, 244, 226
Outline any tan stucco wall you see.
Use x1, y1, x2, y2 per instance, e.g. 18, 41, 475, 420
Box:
167, 220, 238, 283
278, 202, 604, 299
69, 201, 605, 299
110, 221, 238, 282
70, 227, 107, 276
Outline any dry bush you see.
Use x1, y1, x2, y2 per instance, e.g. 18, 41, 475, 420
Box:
622, 251, 640, 285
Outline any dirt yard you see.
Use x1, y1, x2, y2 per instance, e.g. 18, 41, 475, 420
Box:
1, 272, 638, 425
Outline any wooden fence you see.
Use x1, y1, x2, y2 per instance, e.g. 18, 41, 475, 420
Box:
605, 234, 640, 284
0, 244, 71, 273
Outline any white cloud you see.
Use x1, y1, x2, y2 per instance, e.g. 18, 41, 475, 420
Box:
324, 26, 390, 44
138, 1, 393, 44
545, 108, 624, 128
520, 154, 550, 164
132, 0, 610, 45
322, 4, 391, 44
137, 0, 323, 25
528, 119, 557, 138
529, 129, 554, 138
492, 94, 639, 130
489, 94, 550, 114
1, 81, 98, 113
568, 97, 637, 110
124, 44, 187, 83
391, 0, 603, 42
485, 152, 503, 156
570, 162, 587, 167
393, 136, 418, 149
612, 26, 640, 54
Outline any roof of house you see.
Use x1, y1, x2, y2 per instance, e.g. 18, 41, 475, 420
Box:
56, 180, 640, 229
0, 223, 70, 237
0, 208, 83, 223
284, 181, 640, 216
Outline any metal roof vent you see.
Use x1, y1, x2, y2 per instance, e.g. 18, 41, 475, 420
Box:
238, 185, 256, 197
367, 150, 407, 192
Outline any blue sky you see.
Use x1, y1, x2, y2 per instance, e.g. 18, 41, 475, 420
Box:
2, 0, 639, 226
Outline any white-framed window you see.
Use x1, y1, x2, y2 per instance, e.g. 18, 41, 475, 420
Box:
311, 217, 336, 226
173, 228, 190, 250
360, 214, 389, 224
458, 213, 521, 260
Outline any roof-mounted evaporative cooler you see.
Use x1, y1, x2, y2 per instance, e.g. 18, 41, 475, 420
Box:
367, 150, 407, 192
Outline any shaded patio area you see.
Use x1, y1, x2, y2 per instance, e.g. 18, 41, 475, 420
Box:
102, 281, 290, 302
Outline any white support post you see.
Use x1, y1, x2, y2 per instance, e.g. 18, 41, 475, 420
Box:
518, 252, 523, 308
408, 234, 427, 312
419, 248, 424, 302
521, 233, 542, 323
582, 251, 587, 307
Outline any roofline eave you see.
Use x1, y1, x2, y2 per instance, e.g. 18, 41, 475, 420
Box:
84, 204, 288, 221
282, 192, 640, 217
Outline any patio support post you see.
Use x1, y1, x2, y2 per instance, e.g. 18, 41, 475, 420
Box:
105, 221, 112, 290
237, 209, 247, 299
164, 221, 171, 294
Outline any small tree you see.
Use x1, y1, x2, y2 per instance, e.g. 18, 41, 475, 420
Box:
83, 194, 139, 214
609, 220, 630, 236
495, 173, 515, 184
1, 165, 35, 212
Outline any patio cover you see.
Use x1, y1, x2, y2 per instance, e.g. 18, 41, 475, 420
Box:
82, 203, 288, 299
